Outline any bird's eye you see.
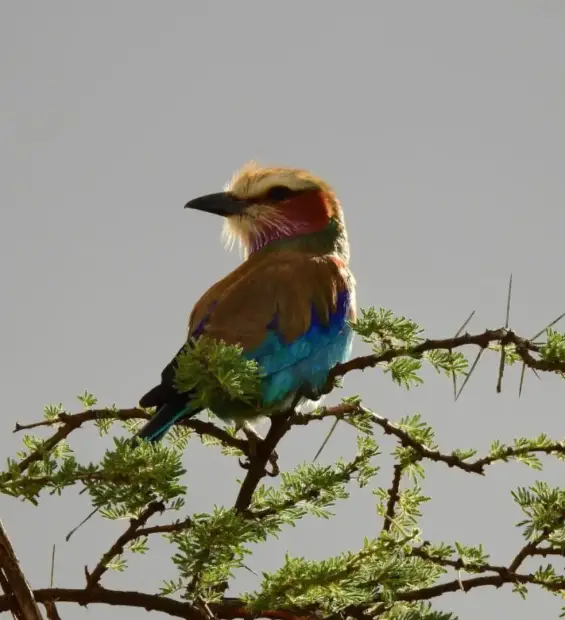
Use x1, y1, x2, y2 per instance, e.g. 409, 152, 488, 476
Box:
266, 186, 293, 201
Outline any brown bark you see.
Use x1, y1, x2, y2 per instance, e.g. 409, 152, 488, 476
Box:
0, 519, 44, 620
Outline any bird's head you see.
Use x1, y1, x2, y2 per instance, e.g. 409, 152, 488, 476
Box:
184, 161, 348, 260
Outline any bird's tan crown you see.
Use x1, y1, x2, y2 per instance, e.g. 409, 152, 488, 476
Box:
226, 161, 333, 201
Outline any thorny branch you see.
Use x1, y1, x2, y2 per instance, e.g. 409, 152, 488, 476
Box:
0, 520, 44, 620
4, 325, 565, 617
178, 413, 294, 599
234, 413, 293, 513
508, 516, 565, 573
380, 464, 403, 534
42, 601, 62, 620
373, 571, 565, 604
293, 403, 565, 475
1, 563, 565, 620
13, 409, 249, 459
85, 501, 169, 589
324, 326, 565, 392
9, 325, 565, 487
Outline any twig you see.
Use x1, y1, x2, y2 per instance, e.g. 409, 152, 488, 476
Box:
324, 327, 565, 393
250, 455, 365, 520
234, 413, 292, 513
293, 403, 565, 475
473, 443, 565, 468
379, 571, 565, 603
189, 414, 294, 599
519, 309, 565, 397
134, 517, 193, 538
239, 423, 279, 476
508, 539, 544, 574
42, 602, 61, 620
9, 324, 565, 482
10, 408, 254, 545
0, 519, 44, 620
367, 409, 485, 474
12, 420, 84, 477
85, 501, 167, 589
372, 407, 565, 471
411, 544, 508, 576
0, 569, 21, 620
381, 464, 403, 534
530, 545, 565, 558
506, 520, 565, 573
0, 588, 207, 620
13, 409, 249, 459
10, 325, 565, 485
290, 402, 353, 426
0, 571, 564, 620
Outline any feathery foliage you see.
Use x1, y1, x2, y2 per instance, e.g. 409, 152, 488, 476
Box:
2, 307, 565, 619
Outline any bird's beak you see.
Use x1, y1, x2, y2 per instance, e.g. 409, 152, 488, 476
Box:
184, 192, 247, 217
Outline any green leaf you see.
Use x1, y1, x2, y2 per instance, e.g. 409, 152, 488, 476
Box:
174, 338, 262, 409
77, 391, 98, 408
540, 329, 565, 363
384, 358, 424, 389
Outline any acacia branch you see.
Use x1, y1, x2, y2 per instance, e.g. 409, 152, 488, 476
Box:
5, 324, 565, 618
387, 570, 565, 602
135, 517, 193, 538
508, 518, 565, 573
0, 568, 564, 620
13, 419, 84, 476
0, 520, 44, 620
381, 464, 403, 534
0, 588, 207, 620
234, 413, 293, 513
42, 601, 61, 620
9, 326, 564, 489
71, 501, 193, 613
11, 409, 250, 473
410, 544, 508, 576
294, 403, 565, 475
173, 414, 294, 599
85, 501, 167, 589
325, 327, 565, 389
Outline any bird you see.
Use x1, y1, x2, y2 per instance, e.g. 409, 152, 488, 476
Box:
134, 161, 356, 443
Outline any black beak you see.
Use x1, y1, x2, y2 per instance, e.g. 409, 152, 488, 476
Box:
184, 192, 247, 217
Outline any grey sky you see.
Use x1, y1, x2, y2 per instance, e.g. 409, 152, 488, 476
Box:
1, 2, 565, 618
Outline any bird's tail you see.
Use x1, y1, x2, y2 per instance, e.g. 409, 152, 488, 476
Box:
133, 400, 202, 444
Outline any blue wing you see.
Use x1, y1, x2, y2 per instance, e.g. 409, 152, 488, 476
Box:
245, 289, 354, 405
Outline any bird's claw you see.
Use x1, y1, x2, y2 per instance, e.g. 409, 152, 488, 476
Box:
238, 457, 251, 470
238, 424, 280, 477
266, 451, 280, 477
238, 448, 279, 476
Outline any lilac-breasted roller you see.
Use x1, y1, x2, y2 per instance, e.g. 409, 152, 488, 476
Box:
135, 162, 356, 442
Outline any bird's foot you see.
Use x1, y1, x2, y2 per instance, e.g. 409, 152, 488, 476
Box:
238, 422, 280, 477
